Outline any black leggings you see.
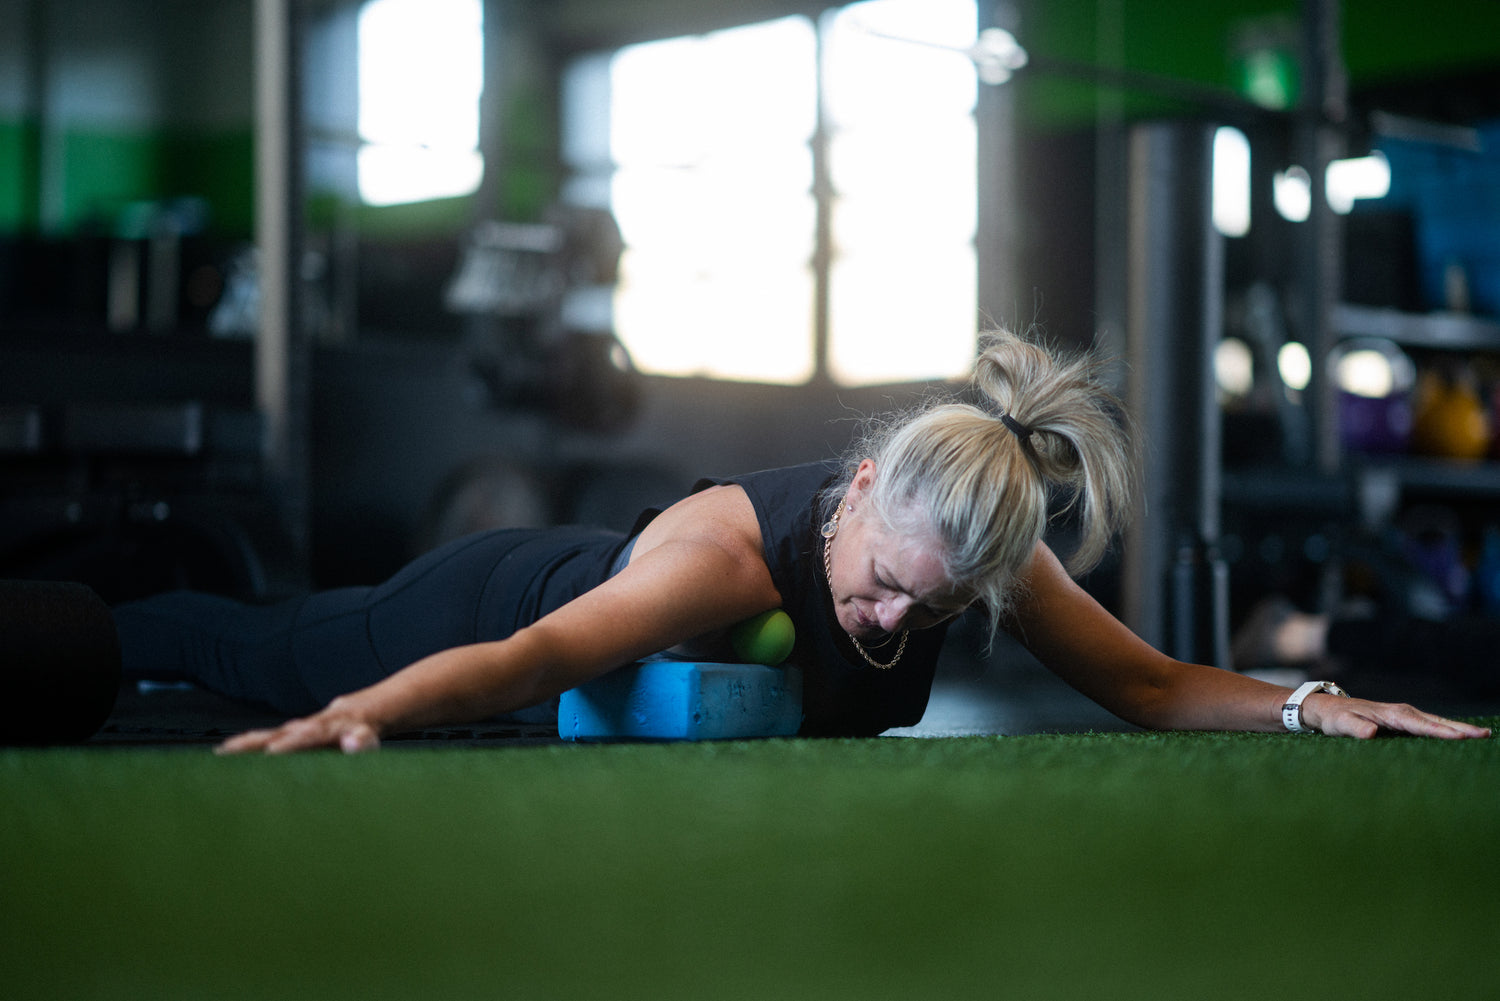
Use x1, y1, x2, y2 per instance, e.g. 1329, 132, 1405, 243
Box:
114, 527, 623, 715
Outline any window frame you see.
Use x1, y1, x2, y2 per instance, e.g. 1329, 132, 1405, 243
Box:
562, 1, 981, 388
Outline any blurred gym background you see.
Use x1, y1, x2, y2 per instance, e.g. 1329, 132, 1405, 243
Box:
3, 0, 1499, 727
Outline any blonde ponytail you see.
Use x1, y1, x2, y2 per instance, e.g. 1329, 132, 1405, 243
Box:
828, 329, 1138, 625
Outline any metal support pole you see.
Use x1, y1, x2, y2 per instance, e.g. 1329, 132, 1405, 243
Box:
1092, 0, 1128, 370
1298, 0, 1347, 476
255, 0, 310, 575
1295, 0, 1349, 615
475, 0, 507, 219
1122, 122, 1230, 668
975, 0, 1021, 335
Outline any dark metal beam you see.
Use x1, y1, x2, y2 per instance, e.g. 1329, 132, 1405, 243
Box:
1122, 121, 1228, 667
255, 0, 311, 578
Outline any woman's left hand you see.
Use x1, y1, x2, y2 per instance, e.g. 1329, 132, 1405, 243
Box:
1301, 693, 1491, 739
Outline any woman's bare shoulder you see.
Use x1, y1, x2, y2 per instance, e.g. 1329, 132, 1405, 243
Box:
630, 483, 765, 564
582, 483, 781, 637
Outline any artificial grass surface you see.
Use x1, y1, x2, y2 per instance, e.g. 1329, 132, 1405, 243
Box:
3, 722, 1497, 1001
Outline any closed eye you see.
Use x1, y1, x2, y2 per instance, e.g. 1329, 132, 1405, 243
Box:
876, 567, 961, 624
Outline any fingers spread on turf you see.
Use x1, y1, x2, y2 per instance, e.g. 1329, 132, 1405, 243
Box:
215, 715, 384, 755
1377, 703, 1490, 739
262, 718, 321, 754
1323, 700, 1491, 740
1399, 711, 1491, 740
215, 727, 281, 755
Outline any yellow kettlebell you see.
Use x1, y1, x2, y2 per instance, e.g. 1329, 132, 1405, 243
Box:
1411, 368, 1491, 461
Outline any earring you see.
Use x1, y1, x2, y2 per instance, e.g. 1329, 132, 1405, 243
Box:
820, 499, 845, 539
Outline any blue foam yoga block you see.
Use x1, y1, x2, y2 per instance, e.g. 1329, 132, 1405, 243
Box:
558, 661, 803, 742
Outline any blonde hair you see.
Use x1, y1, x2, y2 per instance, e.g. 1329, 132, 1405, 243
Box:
825, 329, 1138, 627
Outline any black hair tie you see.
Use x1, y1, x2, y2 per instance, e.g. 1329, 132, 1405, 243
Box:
1000, 412, 1034, 444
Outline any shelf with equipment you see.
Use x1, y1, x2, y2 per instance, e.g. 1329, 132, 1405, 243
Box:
1218, 303, 1500, 623
1334, 303, 1500, 353
1331, 300, 1500, 472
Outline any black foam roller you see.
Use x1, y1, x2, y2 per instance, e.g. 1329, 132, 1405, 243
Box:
0, 580, 122, 744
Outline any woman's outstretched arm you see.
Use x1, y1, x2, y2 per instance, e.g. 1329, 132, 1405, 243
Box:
219, 486, 782, 754
1008, 542, 1491, 740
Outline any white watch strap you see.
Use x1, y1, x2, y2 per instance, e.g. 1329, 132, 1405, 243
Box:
1282, 680, 1349, 732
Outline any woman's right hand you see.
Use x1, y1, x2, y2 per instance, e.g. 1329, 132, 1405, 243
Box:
216, 697, 383, 754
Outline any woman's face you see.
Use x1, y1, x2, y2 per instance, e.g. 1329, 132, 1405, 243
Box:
827, 461, 971, 642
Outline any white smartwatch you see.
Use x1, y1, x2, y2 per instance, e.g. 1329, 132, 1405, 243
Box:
1282, 680, 1349, 733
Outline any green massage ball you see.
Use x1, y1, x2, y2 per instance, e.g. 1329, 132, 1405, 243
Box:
729, 609, 796, 665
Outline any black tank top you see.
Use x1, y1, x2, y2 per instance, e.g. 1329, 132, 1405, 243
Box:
692, 462, 947, 737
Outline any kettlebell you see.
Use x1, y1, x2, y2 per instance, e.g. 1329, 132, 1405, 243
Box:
1411, 367, 1491, 460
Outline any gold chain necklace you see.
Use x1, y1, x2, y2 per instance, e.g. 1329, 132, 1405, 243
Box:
820, 500, 907, 670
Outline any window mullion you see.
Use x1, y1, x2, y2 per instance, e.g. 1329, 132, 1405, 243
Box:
811, 20, 833, 384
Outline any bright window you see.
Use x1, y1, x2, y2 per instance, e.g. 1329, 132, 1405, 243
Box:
357, 0, 484, 206
609, 17, 819, 384
569, 1, 979, 386
822, 0, 979, 386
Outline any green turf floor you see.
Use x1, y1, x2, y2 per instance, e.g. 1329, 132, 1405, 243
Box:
4, 722, 1497, 1001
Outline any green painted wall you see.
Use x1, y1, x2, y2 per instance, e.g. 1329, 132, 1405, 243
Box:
159, 130, 256, 236
0, 113, 514, 241
1014, 0, 1500, 129
0, 119, 40, 232
1343, 0, 1500, 82
0, 121, 254, 237
52, 129, 163, 232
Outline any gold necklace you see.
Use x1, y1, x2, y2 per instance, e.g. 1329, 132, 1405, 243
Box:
820, 500, 907, 670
